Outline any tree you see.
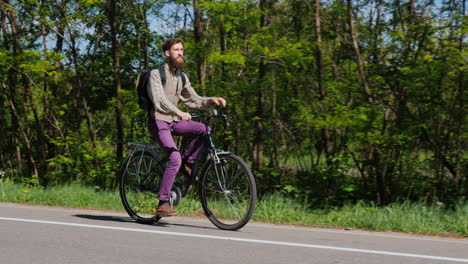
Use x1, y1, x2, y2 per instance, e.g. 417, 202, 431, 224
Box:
107, 0, 124, 161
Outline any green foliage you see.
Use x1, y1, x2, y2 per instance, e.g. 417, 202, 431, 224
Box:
207, 51, 246, 66
18, 51, 59, 77
79, 0, 106, 8
255, 153, 362, 207
0, 50, 13, 73
45, 134, 118, 188
0, 0, 466, 208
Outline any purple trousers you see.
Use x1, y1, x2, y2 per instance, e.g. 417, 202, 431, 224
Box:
148, 118, 207, 201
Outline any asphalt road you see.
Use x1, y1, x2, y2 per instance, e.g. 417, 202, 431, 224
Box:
0, 203, 467, 264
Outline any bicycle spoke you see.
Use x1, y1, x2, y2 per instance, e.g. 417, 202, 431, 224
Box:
200, 153, 257, 230
119, 151, 163, 224
223, 193, 242, 220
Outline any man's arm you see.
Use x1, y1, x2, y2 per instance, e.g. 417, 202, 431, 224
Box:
179, 74, 226, 109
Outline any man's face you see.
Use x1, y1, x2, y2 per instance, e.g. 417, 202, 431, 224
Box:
166, 42, 184, 69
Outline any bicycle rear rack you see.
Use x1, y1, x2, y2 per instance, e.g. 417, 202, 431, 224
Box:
127, 142, 160, 149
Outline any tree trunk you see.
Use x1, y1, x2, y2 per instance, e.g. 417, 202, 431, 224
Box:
253, 59, 265, 169
371, 0, 383, 64
67, 21, 97, 148
253, 0, 270, 170
108, 0, 124, 161
4, 89, 39, 179
54, 0, 66, 88
269, 68, 279, 169
454, 0, 466, 192
347, 0, 373, 104
314, 0, 333, 162
1, 6, 23, 175
143, 0, 150, 68
219, 13, 227, 84
5, 1, 41, 180
193, 0, 206, 89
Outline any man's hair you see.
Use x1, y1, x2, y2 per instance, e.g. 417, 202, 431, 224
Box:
162, 38, 183, 52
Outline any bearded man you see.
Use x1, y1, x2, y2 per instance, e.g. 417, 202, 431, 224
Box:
147, 38, 226, 217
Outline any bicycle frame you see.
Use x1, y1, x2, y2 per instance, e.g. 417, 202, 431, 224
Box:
187, 110, 231, 186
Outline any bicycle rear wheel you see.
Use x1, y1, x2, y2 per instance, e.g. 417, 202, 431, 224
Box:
200, 153, 257, 230
119, 150, 164, 224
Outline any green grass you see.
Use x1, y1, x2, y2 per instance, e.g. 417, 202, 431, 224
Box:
0, 181, 122, 211
255, 194, 468, 236
1, 180, 466, 237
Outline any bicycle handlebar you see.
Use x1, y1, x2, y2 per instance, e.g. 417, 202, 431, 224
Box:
190, 113, 227, 119
191, 110, 229, 126
191, 108, 227, 119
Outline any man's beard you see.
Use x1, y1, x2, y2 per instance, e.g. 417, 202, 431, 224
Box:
169, 56, 185, 69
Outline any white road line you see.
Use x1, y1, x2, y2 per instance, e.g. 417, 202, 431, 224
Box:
1, 203, 465, 244
251, 223, 468, 244
1, 216, 467, 263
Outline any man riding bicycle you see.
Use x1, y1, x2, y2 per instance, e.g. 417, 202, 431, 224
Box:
147, 38, 226, 217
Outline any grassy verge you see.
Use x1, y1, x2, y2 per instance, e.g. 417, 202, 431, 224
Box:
0, 181, 123, 211
255, 194, 468, 237
1, 180, 466, 237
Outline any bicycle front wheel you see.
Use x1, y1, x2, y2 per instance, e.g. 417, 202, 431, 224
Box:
200, 153, 257, 230
119, 150, 164, 224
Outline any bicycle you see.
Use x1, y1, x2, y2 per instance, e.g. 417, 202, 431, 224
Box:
118, 110, 257, 231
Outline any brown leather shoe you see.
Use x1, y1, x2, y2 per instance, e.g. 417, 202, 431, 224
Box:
155, 203, 177, 217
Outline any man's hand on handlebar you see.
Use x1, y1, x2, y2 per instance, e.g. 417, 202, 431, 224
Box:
210, 97, 226, 107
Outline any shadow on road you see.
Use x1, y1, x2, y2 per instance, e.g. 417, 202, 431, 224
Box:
158, 221, 221, 231
72, 214, 223, 231
73, 214, 133, 223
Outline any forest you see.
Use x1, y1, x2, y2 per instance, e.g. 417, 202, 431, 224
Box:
0, 0, 466, 207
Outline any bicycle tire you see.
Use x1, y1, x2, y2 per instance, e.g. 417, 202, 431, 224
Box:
119, 150, 164, 224
199, 153, 257, 230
